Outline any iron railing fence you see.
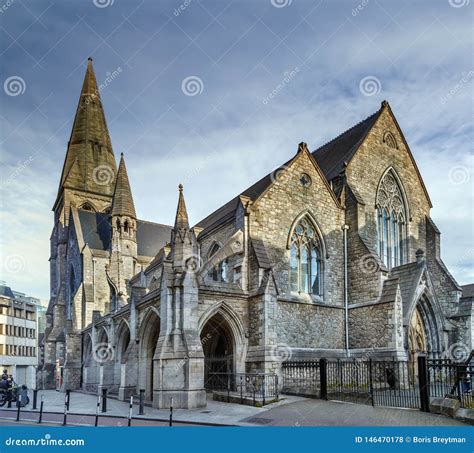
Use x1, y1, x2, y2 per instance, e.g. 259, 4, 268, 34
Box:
204, 372, 278, 406
428, 359, 473, 409
281, 360, 320, 396
282, 358, 422, 409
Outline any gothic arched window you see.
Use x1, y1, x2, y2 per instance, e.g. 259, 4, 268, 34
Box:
376, 170, 407, 268
289, 217, 322, 296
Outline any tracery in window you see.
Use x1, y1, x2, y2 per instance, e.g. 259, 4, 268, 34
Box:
376, 170, 407, 268
289, 217, 322, 296
383, 131, 398, 149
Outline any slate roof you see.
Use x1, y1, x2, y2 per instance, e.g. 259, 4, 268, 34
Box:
389, 261, 423, 318
251, 238, 272, 270
55, 58, 117, 207
461, 283, 474, 299
112, 154, 136, 218
195, 105, 383, 234
77, 209, 171, 258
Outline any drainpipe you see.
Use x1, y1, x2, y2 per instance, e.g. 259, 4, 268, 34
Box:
342, 224, 350, 357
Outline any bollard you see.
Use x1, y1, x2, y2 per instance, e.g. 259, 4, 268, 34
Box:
38, 395, 44, 424
66, 389, 71, 411
169, 397, 173, 427
32, 389, 38, 410
16, 395, 21, 421
95, 395, 101, 427
138, 389, 145, 415
127, 396, 133, 427
7, 393, 12, 408
101, 388, 107, 413
62, 392, 68, 425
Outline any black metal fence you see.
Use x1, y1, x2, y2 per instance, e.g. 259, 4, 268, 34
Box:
428, 359, 473, 409
282, 356, 473, 412
205, 372, 279, 406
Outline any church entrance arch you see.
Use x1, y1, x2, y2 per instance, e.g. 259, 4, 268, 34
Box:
200, 312, 235, 391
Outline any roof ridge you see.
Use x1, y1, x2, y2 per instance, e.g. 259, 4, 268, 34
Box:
312, 107, 381, 154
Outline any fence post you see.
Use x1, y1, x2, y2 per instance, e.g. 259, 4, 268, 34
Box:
16, 394, 21, 421
95, 395, 101, 427
418, 355, 430, 412
38, 395, 44, 424
62, 392, 68, 425
169, 397, 173, 427
101, 388, 107, 413
240, 375, 243, 404
127, 396, 133, 426
66, 389, 71, 411
139, 389, 145, 415
32, 389, 38, 410
227, 375, 230, 403
368, 359, 374, 407
319, 358, 327, 400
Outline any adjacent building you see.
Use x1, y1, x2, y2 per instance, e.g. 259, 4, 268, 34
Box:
0, 282, 43, 388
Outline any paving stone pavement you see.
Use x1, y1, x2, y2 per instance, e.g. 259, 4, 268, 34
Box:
241, 399, 468, 426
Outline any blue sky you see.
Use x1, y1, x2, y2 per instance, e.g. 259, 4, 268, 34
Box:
0, 0, 473, 301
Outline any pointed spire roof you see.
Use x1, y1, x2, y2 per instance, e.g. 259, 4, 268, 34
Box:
55, 58, 117, 206
112, 153, 136, 218
174, 184, 189, 230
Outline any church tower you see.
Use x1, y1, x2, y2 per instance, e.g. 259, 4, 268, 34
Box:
41, 58, 117, 389
109, 153, 138, 308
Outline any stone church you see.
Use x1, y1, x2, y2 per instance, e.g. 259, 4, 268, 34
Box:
38, 59, 473, 408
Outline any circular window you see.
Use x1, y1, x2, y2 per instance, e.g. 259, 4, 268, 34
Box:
300, 173, 312, 187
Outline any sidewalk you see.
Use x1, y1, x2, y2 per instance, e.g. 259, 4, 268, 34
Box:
0, 390, 305, 426
1, 390, 468, 426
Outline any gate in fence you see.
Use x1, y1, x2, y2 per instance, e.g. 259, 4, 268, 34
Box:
282, 355, 472, 412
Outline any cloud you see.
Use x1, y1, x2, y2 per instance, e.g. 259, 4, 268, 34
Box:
0, 0, 472, 300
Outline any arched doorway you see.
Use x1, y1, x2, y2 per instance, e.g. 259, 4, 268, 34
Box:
139, 310, 160, 400
408, 307, 427, 382
200, 312, 235, 391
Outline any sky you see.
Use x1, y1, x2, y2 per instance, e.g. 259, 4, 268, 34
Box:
0, 0, 473, 302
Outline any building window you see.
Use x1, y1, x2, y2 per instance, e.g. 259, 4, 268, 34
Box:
207, 243, 229, 283
376, 170, 407, 269
289, 217, 323, 296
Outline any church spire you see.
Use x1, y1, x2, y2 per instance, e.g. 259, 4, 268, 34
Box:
55, 57, 117, 209
174, 184, 190, 230
112, 153, 136, 218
